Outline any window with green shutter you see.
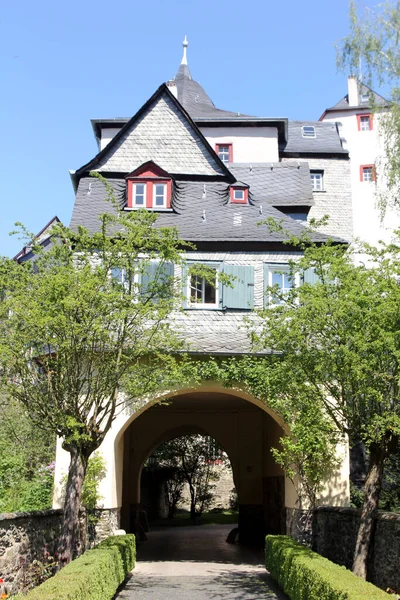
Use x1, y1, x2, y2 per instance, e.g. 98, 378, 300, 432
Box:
182, 262, 254, 310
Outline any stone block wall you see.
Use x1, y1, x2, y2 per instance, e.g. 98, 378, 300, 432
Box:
313, 506, 400, 592
0, 508, 119, 596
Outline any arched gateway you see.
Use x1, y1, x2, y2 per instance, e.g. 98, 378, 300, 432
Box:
54, 383, 349, 544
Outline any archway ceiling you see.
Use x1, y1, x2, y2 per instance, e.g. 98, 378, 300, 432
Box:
150, 392, 261, 412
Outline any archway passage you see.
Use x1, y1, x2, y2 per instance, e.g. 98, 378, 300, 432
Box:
120, 390, 288, 545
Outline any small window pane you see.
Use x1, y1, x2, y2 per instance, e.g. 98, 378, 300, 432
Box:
190, 269, 217, 305
217, 145, 230, 163
302, 126, 316, 138
154, 184, 166, 207
234, 189, 244, 200
363, 167, 373, 182
360, 116, 370, 131
311, 172, 323, 191
134, 184, 145, 205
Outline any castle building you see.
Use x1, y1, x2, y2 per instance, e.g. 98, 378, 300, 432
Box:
50, 39, 358, 541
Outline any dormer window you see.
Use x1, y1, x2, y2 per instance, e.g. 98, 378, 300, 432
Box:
216, 143, 233, 163
153, 183, 167, 207
126, 161, 172, 211
133, 183, 146, 207
302, 126, 316, 138
230, 185, 248, 204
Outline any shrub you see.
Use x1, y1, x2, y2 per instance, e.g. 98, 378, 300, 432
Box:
13, 534, 135, 600
265, 535, 390, 600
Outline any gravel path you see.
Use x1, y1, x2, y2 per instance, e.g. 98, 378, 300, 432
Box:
115, 525, 287, 600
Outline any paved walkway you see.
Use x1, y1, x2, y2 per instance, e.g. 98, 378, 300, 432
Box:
115, 524, 287, 599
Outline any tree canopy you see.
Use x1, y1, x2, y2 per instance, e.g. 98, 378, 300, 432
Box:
249, 234, 400, 578
0, 201, 188, 564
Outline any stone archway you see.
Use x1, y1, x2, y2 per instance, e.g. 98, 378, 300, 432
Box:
119, 387, 292, 544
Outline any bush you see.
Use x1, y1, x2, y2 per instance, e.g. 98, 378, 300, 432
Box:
14, 534, 135, 600
265, 535, 390, 600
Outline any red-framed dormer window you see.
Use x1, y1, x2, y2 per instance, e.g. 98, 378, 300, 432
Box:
216, 143, 233, 164
230, 186, 248, 204
357, 113, 373, 131
126, 161, 172, 210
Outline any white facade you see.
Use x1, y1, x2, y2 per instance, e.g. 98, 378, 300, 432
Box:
201, 126, 279, 163
321, 77, 400, 245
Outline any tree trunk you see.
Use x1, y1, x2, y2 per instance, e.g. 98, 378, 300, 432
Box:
58, 447, 89, 567
352, 443, 385, 579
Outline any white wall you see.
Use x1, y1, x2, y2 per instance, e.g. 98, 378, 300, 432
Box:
322, 111, 400, 245
100, 128, 123, 150
200, 126, 279, 163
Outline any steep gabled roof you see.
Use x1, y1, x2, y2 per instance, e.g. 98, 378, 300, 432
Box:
14, 216, 61, 263
320, 82, 389, 118
75, 84, 234, 182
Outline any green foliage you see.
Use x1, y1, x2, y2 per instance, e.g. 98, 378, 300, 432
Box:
151, 434, 226, 517
13, 535, 135, 600
265, 535, 390, 600
0, 398, 55, 513
81, 454, 107, 514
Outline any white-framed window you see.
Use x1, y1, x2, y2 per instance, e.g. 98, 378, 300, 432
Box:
234, 189, 245, 201
310, 171, 324, 191
110, 267, 137, 291
302, 126, 316, 138
188, 267, 219, 308
361, 93, 369, 103
362, 166, 374, 182
133, 183, 146, 207
265, 264, 300, 305
153, 183, 167, 208
360, 115, 371, 131
216, 144, 232, 163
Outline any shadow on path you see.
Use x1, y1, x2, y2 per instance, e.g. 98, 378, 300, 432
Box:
115, 525, 288, 600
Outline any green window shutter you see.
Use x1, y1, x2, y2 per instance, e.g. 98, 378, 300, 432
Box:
302, 267, 319, 285
141, 261, 174, 298
222, 264, 254, 310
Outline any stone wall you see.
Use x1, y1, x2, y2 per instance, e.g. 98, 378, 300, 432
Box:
313, 506, 400, 592
0, 508, 120, 597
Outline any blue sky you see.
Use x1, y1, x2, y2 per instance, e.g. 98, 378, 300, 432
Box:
0, 0, 354, 257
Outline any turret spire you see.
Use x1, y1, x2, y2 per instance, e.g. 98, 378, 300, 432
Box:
181, 35, 188, 66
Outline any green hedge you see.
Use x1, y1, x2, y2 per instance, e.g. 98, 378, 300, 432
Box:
15, 534, 136, 600
265, 535, 389, 600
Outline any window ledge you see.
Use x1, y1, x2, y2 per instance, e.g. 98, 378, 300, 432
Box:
185, 305, 222, 311
312, 190, 326, 193
124, 207, 173, 212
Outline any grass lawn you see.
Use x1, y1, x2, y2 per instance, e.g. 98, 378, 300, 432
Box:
150, 510, 238, 527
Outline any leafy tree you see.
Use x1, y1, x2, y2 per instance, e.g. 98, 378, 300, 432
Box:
250, 235, 400, 579
0, 397, 55, 513
338, 0, 400, 212
151, 435, 225, 519
0, 196, 188, 565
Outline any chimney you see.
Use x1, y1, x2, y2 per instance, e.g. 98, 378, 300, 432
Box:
348, 75, 359, 107
167, 79, 178, 99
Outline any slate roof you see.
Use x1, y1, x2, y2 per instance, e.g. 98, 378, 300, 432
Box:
229, 162, 314, 207
281, 121, 347, 155
76, 85, 233, 180
324, 82, 388, 112
173, 310, 259, 354
14, 216, 60, 263
70, 176, 344, 244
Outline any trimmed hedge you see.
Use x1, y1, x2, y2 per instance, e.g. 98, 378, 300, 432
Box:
265, 535, 390, 600
14, 534, 136, 600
